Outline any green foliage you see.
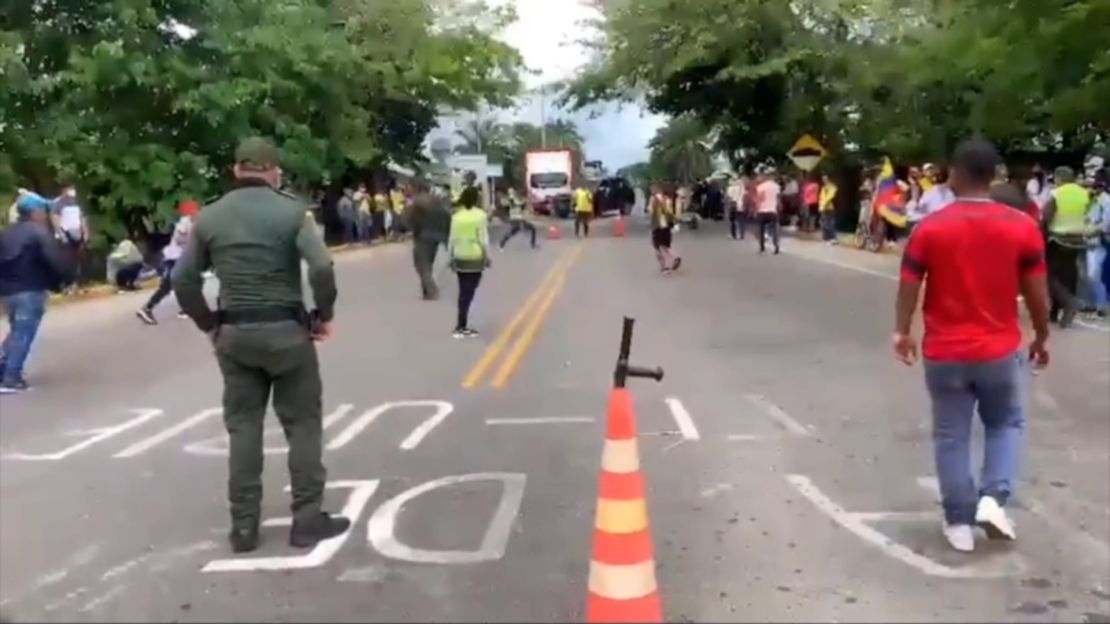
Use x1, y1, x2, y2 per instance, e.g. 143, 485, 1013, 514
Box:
646, 116, 714, 184
0, 0, 522, 245
570, 0, 1108, 166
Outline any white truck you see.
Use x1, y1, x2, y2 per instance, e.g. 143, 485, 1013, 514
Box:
525, 149, 574, 218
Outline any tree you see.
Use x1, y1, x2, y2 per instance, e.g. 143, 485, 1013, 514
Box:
646, 116, 714, 184
569, 0, 1108, 166
0, 0, 523, 245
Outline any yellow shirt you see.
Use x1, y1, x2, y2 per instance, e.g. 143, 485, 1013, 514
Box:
818, 183, 838, 213
373, 193, 388, 213
574, 188, 593, 214
390, 190, 406, 214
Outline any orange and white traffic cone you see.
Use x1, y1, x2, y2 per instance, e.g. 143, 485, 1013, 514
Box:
613, 215, 626, 238
585, 387, 662, 623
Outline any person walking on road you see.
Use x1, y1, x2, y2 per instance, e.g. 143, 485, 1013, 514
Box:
137, 200, 198, 325
573, 185, 593, 238
894, 138, 1050, 553
0, 193, 74, 394
1041, 166, 1090, 328
172, 137, 350, 554
727, 174, 748, 240
499, 188, 537, 250
406, 178, 451, 301
649, 184, 681, 273
1082, 170, 1109, 318
448, 187, 490, 338
755, 170, 782, 255
818, 174, 839, 243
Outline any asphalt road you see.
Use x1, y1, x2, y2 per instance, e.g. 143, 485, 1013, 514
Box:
1, 217, 1108, 623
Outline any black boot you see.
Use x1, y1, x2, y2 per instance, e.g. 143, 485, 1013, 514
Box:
289, 512, 351, 548
229, 523, 260, 554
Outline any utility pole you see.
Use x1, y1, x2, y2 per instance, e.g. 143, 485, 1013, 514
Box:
539, 83, 547, 149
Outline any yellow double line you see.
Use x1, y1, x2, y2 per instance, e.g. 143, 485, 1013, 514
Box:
462, 243, 585, 390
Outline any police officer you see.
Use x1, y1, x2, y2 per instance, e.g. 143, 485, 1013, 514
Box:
173, 137, 349, 553
406, 177, 451, 300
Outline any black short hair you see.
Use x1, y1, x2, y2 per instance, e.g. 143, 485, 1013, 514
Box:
459, 186, 481, 208
951, 138, 1001, 186
989, 183, 1029, 211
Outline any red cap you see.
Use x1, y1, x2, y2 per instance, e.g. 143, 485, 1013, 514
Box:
178, 200, 199, 216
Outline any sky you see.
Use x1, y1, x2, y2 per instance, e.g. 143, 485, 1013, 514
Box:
426, 0, 666, 172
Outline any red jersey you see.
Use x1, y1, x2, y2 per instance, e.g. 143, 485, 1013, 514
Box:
900, 199, 1046, 362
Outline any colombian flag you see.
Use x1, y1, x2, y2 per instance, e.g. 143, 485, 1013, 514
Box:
874, 157, 908, 228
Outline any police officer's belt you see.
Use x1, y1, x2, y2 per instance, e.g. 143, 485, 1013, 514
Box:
217, 307, 309, 326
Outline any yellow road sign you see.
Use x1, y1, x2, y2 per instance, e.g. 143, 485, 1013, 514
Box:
787, 134, 828, 172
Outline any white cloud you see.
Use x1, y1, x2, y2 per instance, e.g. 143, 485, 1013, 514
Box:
427, 0, 665, 171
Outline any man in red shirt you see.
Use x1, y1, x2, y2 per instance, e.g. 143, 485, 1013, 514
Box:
893, 138, 1051, 553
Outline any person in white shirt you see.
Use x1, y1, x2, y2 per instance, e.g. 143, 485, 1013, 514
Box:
917, 167, 956, 219
137, 200, 198, 325
727, 174, 748, 240
755, 170, 782, 255
1025, 164, 1054, 210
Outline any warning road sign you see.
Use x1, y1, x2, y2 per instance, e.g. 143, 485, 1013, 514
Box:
787, 134, 828, 172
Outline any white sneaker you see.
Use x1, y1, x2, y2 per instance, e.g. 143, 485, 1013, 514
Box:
943, 523, 976, 552
976, 496, 1017, 540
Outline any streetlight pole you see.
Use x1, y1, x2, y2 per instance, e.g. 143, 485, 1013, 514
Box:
539, 84, 547, 149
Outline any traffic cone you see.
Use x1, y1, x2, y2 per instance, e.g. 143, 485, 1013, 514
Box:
548, 224, 561, 240
585, 388, 662, 623
612, 215, 626, 238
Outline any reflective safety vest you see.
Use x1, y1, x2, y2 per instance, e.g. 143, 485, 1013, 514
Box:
508, 195, 525, 220
390, 190, 406, 214
1050, 183, 1090, 235
574, 188, 592, 213
819, 183, 838, 212
450, 207, 487, 262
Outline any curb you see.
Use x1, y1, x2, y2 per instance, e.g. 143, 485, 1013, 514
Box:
46, 238, 400, 309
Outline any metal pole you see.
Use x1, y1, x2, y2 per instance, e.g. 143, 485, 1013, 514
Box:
612, 317, 664, 388
539, 85, 547, 149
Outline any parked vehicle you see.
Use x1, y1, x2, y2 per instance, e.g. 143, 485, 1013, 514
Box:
526, 149, 574, 218
593, 177, 635, 216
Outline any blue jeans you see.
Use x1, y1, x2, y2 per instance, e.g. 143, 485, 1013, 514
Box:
1086, 245, 1108, 310
0, 290, 49, 383
924, 352, 1026, 525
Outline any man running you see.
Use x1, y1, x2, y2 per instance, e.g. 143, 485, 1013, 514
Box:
1041, 166, 1089, 328
755, 169, 782, 255
137, 200, 197, 325
499, 188, 537, 250
894, 138, 1050, 553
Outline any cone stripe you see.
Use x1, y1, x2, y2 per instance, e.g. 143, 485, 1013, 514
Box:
598, 470, 644, 500
601, 439, 640, 474
591, 529, 654, 566
587, 560, 658, 599
605, 389, 636, 440
586, 592, 662, 623
596, 498, 648, 534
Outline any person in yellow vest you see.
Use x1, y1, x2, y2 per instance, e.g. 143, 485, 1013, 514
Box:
371, 189, 390, 241
390, 185, 407, 238
448, 186, 490, 338
573, 185, 593, 238
649, 183, 682, 273
1041, 166, 1090, 327
818, 174, 839, 244
498, 188, 537, 250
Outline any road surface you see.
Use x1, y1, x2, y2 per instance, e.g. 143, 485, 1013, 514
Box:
2, 217, 1108, 623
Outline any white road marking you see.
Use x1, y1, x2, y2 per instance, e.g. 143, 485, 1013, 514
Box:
788, 474, 1025, 578
100, 541, 218, 582
77, 584, 126, 613
44, 586, 89, 612
114, 408, 221, 458
367, 473, 526, 564
787, 251, 898, 281
853, 511, 938, 522
5, 409, 163, 461
202, 481, 379, 572
326, 401, 454, 451
1075, 318, 1110, 333
745, 394, 811, 436
0, 545, 101, 610
183, 404, 354, 456
916, 476, 1110, 567
485, 417, 595, 425
700, 483, 733, 498
726, 434, 761, 441
664, 397, 700, 440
